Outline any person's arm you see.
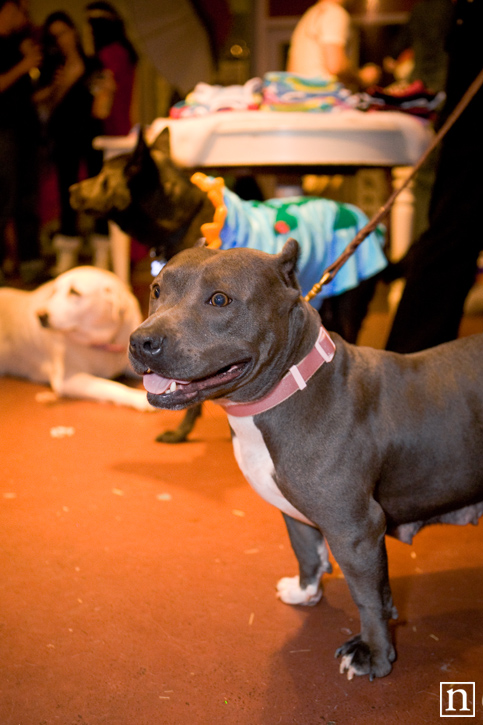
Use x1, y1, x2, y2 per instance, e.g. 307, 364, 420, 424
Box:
0, 38, 41, 93
325, 43, 380, 89
323, 42, 351, 76
320, 8, 381, 89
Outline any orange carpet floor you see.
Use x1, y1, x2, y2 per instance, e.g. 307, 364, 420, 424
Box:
1, 364, 483, 723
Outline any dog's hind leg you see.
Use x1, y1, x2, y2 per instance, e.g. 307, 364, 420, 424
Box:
276, 514, 332, 606
155, 403, 202, 443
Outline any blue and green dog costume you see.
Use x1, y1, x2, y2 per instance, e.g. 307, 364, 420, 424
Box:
193, 174, 387, 309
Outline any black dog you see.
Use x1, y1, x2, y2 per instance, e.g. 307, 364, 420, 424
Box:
70, 128, 386, 441
70, 128, 216, 262
129, 239, 483, 679
70, 128, 212, 442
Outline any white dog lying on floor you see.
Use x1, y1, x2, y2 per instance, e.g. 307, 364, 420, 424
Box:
0, 266, 153, 411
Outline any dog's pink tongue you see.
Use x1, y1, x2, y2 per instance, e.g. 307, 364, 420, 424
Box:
143, 372, 178, 395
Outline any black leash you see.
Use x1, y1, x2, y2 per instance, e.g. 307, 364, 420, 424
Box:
304, 67, 483, 302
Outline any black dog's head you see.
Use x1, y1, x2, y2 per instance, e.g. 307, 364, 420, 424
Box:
69, 128, 207, 258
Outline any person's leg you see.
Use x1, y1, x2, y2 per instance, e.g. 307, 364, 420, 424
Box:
386, 147, 483, 353
51, 142, 82, 274
15, 131, 41, 263
0, 129, 17, 270
319, 275, 380, 343
84, 142, 110, 264
55, 141, 82, 238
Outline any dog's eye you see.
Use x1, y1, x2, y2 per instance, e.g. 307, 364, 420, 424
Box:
69, 287, 81, 296
152, 285, 161, 300
209, 292, 231, 307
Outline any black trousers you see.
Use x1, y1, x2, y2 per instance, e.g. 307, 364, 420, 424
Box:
319, 274, 380, 344
52, 133, 106, 238
386, 130, 483, 354
0, 126, 41, 264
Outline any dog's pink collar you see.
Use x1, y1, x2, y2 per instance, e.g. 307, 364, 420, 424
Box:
217, 326, 335, 417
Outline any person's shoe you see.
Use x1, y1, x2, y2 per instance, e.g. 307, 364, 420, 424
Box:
52, 235, 81, 275
91, 234, 111, 270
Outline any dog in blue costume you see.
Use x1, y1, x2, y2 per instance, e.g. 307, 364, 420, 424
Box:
215, 183, 386, 307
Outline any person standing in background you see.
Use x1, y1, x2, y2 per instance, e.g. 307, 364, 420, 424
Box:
84, 1, 139, 137
0, 0, 45, 285
386, 0, 483, 353
383, 0, 453, 243
405, 0, 453, 94
35, 11, 110, 274
287, 0, 380, 89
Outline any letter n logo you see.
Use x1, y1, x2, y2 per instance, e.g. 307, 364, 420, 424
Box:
440, 682, 475, 717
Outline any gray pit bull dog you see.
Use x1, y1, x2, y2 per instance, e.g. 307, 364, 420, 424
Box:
129, 239, 483, 680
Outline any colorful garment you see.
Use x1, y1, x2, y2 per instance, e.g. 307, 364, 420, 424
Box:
261, 72, 354, 112
356, 80, 445, 119
191, 174, 387, 307
170, 78, 262, 118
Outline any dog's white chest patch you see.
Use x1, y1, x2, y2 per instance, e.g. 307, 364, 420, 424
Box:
228, 415, 314, 526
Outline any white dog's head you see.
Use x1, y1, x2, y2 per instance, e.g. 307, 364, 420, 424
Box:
36, 267, 142, 347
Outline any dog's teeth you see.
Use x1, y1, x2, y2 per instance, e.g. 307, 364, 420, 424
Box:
169, 381, 177, 393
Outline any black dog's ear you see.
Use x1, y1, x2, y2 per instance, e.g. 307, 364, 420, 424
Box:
277, 238, 301, 290
133, 126, 149, 156
127, 128, 150, 170
151, 128, 171, 156
125, 127, 159, 185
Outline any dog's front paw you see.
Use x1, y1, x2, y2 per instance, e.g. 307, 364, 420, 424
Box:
336, 635, 395, 681
156, 428, 190, 443
35, 390, 59, 404
132, 395, 158, 412
276, 575, 322, 606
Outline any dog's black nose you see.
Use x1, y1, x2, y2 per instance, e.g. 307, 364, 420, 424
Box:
37, 312, 49, 328
129, 329, 163, 358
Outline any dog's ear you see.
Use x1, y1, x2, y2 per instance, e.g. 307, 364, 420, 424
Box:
133, 126, 149, 155
277, 238, 301, 291
151, 128, 171, 156
127, 129, 149, 171
125, 127, 159, 185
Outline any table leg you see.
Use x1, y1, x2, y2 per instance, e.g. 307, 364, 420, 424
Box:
109, 220, 131, 285
390, 166, 415, 262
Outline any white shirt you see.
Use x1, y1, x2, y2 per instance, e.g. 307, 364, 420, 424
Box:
287, 1, 351, 79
